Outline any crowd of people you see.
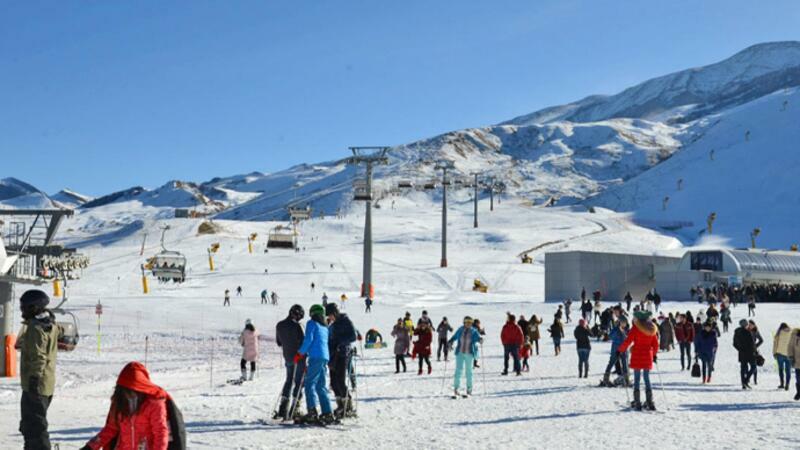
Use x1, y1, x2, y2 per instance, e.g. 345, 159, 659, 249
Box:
13, 284, 800, 447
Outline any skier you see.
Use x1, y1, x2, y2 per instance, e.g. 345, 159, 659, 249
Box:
364, 296, 373, 313
223, 289, 230, 307
529, 314, 543, 356
275, 305, 305, 420
412, 322, 433, 375
548, 317, 564, 356
81, 362, 173, 450
618, 310, 659, 411
340, 293, 347, 310
18, 289, 63, 450
695, 320, 718, 384
501, 313, 524, 376
322, 292, 328, 307
260, 289, 268, 305
436, 317, 453, 361
774, 323, 793, 391
624, 291, 633, 312
238, 319, 259, 381
601, 315, 629, 387
326, 303, 357, 419
574, 319, 592, 378
294, 304, 335, 425
310, 282, 315, 292
391, 318, 410, 373
236, 286, 243, 297
448, 316, 482, 397
674, 314, 695, 371
734, 319, 757, 389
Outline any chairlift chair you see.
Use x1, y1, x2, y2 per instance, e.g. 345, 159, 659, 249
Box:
267, 225, 298, 249
148, 226, 187, 283
353, 180, 372, 201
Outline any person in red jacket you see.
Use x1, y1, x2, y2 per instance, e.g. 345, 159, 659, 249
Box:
674, 313, 695, 371
501, 313, 524, 376
618, 310, 659, 411
82, 362, 170, 450
412, 323, 434, 375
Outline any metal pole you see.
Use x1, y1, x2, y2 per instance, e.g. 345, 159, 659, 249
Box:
0, 282, 13, 377
362, 162, 373, 297
473, 173, 478, 228
489, 183, 494, 212
139, 232, 147, 256
441, 167, 448, 268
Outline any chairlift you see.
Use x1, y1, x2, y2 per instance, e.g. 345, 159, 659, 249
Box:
51, 294, 80, 352
147, 226, 187, 283
397, 180, 414, 189
267, 224, 298, 249
353, 180, 372, 201
423, 180, 437, 190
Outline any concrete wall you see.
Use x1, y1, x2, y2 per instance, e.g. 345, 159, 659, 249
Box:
545, 251, 680, 303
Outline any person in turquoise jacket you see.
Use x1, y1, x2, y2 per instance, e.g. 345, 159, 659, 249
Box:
295, 304, 334, 424
448, 316, 482, 397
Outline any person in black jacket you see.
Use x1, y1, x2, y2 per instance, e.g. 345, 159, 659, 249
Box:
326, 303, 357, 419
574, 319, 592, 378
275, 304, 305, 420
733, 319, 757, 389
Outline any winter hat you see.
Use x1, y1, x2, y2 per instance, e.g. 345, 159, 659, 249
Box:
325, 303, 339, 317
20, 289, 50, 308
739, 319, 748, 327
245, 319, 252, 326
633, 310, 652, 321
116, 362, 169, 399
310, 304, 325, 317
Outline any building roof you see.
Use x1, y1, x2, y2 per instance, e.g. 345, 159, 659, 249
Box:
728, 249, 800, 275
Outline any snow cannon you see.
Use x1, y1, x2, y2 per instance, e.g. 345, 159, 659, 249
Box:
472, 279, 488, 293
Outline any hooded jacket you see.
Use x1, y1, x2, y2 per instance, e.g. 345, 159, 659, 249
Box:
87, 362, 170, 450
618, 318, 659, 370
19, 313, 63, 396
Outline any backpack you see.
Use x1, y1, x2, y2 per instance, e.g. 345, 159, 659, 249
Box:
691, 361, 701, 378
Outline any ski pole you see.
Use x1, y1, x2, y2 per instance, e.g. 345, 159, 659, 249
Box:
480, 342, 487, 396
273, 363, 297, 419
288, 364, 307, 421
654, 361, 668, 410
439, 353, 449, 395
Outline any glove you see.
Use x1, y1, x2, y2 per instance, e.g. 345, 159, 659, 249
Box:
653, 355, 658, 363
293, 353, 304, 364
28, 377, 40, 395
357, 335, 363, 341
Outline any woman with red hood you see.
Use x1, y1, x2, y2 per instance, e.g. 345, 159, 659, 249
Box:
81, 362, 170, 450
618, 310, 659, 411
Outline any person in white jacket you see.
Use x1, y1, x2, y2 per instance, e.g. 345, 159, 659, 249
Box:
239, 319, 259, 381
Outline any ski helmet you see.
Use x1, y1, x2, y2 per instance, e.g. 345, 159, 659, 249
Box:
289, 304, 305, 320
20, 289, 49, 308
309, 304, 325, 317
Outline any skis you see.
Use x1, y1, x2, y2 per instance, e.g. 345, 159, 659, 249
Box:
615, 402, 666, 414
226, 378, 246, 386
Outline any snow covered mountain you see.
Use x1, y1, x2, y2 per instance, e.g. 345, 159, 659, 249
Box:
50, 189, 93, 208
0, 177, 57, 209
503, 41, 800, 125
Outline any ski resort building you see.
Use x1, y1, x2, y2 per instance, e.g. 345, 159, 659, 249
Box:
544, 251, 680, 302
654, 248, 800, 301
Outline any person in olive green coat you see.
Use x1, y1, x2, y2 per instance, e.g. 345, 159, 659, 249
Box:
17, 289, 63, 450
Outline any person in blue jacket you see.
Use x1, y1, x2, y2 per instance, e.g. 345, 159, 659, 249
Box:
695, 320, 719, 384
295, 304, 334, 424
448, 316, 483, 397
601, 315, 629, 387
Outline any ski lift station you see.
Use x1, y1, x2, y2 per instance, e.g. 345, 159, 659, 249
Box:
545, 248, 800, 302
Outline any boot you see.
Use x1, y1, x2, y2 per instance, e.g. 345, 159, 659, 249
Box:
428, 365, 432, 375
333, 397, 345, 419
297, 408, 319, 424
274, 396, 289, 420
248, 370, 254, 381
240, 368, 247, 381
320, 412, 338, 425
344, 395, 357, 418
600, 372, 611, 387
632, 390, 642, 411
645, 389, 656, 411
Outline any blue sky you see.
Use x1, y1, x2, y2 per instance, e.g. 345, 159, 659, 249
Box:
2, 1, 799, 196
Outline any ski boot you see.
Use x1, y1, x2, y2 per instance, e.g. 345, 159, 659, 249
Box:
296, 408, 320, 425
240, 368, 248, 382
632, 390, 642, 411
333, 397, 346, 419
344, 395, 358, 418
466, 388, 472, 398
248, 370, 254, 381
645, 389, 656, 411
273, 396, 290, 421
599, 373, 611, 387
320, 412, 339, 425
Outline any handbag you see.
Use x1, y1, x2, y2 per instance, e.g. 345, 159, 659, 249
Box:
691, 361, 701, 378
756, 353, 765, 367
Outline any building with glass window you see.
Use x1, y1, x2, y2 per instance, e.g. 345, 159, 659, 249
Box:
655, 249, 800, 301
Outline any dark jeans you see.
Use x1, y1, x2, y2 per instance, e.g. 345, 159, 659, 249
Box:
503, 344, 521, 374
395, 354, 406, 372
437, 338, 449, 360
577, 348, 590, 376
605, 350, 628, 376
740, 361, 756, 386
700, 354, 714, 378
532, 339, 539, 355
679, 342, 692, 369
20, 390, 51, 450
777, 355, 792, 386
330, 350, 351, 399
281, 360, 305, 399
418, 355, 431, 371
633, 369, 651, 391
